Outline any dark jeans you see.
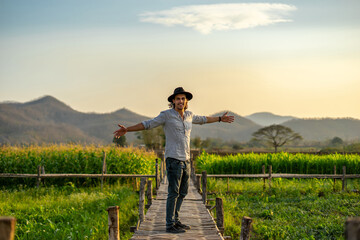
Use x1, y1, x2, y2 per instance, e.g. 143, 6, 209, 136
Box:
165, 157, 190, 228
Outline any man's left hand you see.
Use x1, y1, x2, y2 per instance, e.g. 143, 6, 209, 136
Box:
221, 112, 235, 123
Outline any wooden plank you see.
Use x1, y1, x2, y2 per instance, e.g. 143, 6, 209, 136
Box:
130, 177, 223, 240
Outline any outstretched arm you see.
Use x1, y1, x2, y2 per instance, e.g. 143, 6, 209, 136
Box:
113, 123, 145, 138
206, 111, 235, 124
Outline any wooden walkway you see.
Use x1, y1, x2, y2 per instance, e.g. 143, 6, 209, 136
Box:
130, 178, 224, 240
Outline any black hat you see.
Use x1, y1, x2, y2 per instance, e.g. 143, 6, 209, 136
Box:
167, 87, 193, 102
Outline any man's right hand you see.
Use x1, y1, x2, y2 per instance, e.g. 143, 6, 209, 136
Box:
113, 124, 127, 138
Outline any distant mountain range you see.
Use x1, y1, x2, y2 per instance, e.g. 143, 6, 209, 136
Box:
1, 96, 360, 145
245, 112, 296, 126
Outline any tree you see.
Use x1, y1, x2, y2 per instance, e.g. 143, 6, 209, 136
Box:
113, 135, 126, 147
192, 136, 201, 149
331, 136, 343, 146
201, 138, 211, 150
252, 125, 302, 152
136, 126, 165, 150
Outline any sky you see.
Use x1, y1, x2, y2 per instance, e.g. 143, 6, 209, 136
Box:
1, 0, 360, 119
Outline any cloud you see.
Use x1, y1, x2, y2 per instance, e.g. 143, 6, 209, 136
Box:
139, 3, 297, 34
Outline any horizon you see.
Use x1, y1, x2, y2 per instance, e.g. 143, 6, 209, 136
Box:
2, 94, 360, 121
1, 0, 360, 119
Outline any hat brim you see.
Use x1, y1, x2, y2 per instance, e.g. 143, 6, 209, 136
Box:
168, 92, 193, 102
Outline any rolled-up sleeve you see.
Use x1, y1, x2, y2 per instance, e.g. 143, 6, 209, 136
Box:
192, 114, 207, 125
142, 111, 166, 130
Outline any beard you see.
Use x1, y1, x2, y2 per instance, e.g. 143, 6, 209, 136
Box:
175, 102, 187, 110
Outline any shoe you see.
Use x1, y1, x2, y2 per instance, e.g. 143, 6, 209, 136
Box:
166, 225, 186, 233
175, 221, 191, 230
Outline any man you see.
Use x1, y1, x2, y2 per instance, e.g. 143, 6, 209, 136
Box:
113, 87, 234, 233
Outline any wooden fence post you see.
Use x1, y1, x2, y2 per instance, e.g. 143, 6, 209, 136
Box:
268, 165, 272, 189
202, 171, 207, 204
240, 216, 252, 240
345, 217, 360, 240
162, 151, 165, 182
107, 206, 120, 240
190, 153, 195, 182
196, 175, 201, 193
342, 166, 346, 192
160, 157, 164, 182
139, 177, 146, 223
216, 198, 224, 234
0, 217, 16, 240
37, 165, 41, 188
155, 159, 159, 190
101, 152, 107, 191
157, 151, 164, 182
146, 180, 152, 208
262, 165, 266, 190
133, 178, 138, 191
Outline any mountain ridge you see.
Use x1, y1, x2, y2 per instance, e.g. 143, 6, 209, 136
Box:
1, 96, 360, 144
245, 112, 297, 126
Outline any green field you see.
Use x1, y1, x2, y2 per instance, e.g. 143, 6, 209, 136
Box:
208, 178, 360, 240
0, 145, 156, 239
196, 152, 360, 174
197, 152, 360, 240
0, 145, 157, 187
1, 146, 360, 239
0, 184, 139, 240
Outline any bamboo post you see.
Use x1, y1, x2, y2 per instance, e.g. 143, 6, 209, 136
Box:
107, 206, 120, 240
139, 177, 146, 223
133, 178, 138, 191
162, 151, 165, 182
262, 165, 266, 190
163, 155, 166, 179
333, 165, 336, 192
155, 159, 159, 190
342, 166, 347, 191
101, 152, 107, 190
158, 152, 163, 182
0, 217, 16, 240
190, 153, 193, 177
268, 165, 272, 189
191, 153, 197, 183
37, 165, 41, 188
196, 175, 201, 193
160, 158, 164, 181
240, 216, 252, 240
202, 171, 207, 204
146, 180, 152, 208
216, 198, 224, 234
345, 217, 360, 240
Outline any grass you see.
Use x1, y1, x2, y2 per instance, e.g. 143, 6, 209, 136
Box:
0, 183, 140, 240
207, 178, 360, 240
